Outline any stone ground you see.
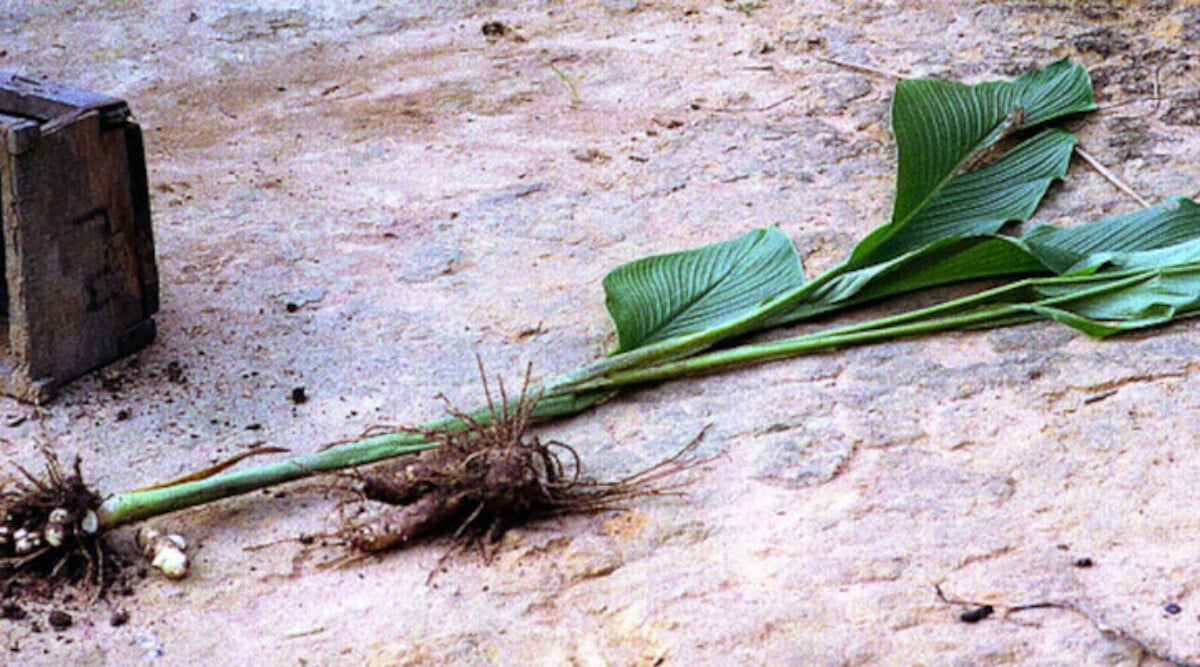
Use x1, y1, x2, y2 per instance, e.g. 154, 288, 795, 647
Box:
3, 1, 1200, 665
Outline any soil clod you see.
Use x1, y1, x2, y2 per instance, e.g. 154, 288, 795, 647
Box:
1, 602, 26, 620
960, 605, 995, 623
46, 609, 72, 630
109, 609, 129, 627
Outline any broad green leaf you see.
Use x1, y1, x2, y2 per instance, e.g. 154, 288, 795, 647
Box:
849, 59, 1095, 269
855, 129, 1077, 264
603, 227, 804, 352
771, 128, 1078, 323
1022, 197, 1200, 273
934, 200, 1200, 336
846, 194, 1200, 314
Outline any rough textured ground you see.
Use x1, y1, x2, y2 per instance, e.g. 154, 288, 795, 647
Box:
3, 1, 1200, 665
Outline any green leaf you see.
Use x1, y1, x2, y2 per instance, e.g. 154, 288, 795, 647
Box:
917, 199, 1200, 338
602, 227, 804, 352
590, 247, 1200, 395
829, 197, 1200, 321
1022, 197, 1200, 273
591, 60, 1094, 369
849, 59, 1095, 269
946, 200, 1200, 336
770, 128, 1078, 324
775, 235, 1046, 323
855, 129, 1077, 264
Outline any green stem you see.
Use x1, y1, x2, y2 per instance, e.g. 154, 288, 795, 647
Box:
566, 304, 1029, 392
559, 268, 1161, 393
95, 263, 849, 530
96, 390, 610, 529
96, 267, 1158, 530
545, 263, 849, 390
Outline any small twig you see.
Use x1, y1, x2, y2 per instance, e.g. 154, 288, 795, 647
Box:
755, 94, 795, 112
319, 423, 405, 451
713, 94, 796, 114
283, 626, 325, 639
1074, 145, 1152, 208
1083, 389, 1119, 404
812, 54, 902, 81
1014, 601, 1200, 667
243, 535, 313, 552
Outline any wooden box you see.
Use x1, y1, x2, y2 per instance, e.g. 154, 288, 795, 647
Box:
0, 73, 158, 403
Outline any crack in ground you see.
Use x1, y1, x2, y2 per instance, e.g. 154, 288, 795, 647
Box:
935, 584, 1200, 667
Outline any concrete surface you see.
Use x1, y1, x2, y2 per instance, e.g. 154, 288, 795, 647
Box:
3, 1, 1200, 665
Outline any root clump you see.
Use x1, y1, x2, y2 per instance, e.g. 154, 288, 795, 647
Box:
341, 363, 706, 556
1, 449, 115, 589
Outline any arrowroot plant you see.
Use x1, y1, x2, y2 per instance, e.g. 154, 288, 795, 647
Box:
8, 58, 1200, 584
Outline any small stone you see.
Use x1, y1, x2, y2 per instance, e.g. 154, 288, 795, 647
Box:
138, 527, 191, 579
165, 361, 187, 384
110, 609, 130, 627
290, 386, 307, 404
1073, 557, 1094, 568
572, 147, 608, 163
1165, 603, 1182, 615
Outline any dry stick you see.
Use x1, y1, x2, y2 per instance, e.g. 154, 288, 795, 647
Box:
724, 54, 895, 115
755, 94, 795, 112
1074, 145, 1152, 208
723, 54, 895, 116
812, 54, 903, 80
714, 94, 796, 114
934, 584, 1200, 667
